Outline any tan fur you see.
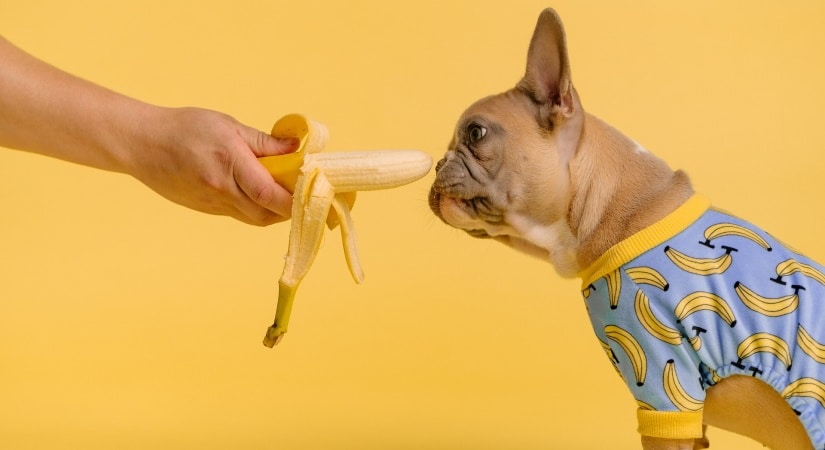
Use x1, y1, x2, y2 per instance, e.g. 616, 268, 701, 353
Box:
702, 376, 811, 449
429, 8, 813, 449
641, 376, 810, 449
569, 113, 694, 269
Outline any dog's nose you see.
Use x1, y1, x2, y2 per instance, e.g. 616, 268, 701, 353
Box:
431, 160, 471, 199
435, 151, 455, 173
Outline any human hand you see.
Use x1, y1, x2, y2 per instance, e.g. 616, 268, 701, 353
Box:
0, 37, 300, 225
127, 106, 299, 226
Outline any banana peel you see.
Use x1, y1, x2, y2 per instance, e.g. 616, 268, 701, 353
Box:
259, 114, 355, 229
258, 114, 433, 347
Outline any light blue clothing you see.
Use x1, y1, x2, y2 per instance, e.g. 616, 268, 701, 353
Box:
580, 195, 825, 447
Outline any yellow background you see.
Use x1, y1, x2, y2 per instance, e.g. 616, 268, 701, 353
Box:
2, 1, 824, 449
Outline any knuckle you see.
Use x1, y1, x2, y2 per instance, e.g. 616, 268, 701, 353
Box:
200, 172, 226, 193
256, 130, 268, 151
250, 183, 276, 205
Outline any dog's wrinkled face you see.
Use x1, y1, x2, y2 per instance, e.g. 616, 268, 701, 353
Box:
428, 89, 574, 248
428, 8, 585, 274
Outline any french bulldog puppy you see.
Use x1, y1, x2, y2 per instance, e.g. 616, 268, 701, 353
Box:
429, 8, 820, 450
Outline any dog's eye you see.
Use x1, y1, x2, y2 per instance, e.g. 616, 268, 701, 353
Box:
468, 124, 487, 143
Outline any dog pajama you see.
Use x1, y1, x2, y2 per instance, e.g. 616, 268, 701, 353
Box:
579, 194, 825, 447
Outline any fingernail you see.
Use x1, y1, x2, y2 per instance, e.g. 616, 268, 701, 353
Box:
281, 137, 300, 147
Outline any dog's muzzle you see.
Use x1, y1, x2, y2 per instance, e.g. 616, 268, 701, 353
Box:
429, 153, 500, 238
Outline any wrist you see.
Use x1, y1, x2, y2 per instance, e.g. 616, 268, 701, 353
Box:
115, 102, 169, 179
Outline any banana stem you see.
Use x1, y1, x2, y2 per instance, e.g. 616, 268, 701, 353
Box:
262, 282, 298, 347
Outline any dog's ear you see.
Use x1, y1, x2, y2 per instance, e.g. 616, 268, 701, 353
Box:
517, 8, 574, 126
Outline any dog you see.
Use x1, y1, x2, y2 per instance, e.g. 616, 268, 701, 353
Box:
429, 8, 822, 450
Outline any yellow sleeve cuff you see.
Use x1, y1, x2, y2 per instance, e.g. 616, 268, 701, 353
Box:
637, 409, 704, 439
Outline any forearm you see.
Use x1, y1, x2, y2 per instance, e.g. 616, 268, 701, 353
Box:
0, 35, 152, 173
0, 36, 297, 225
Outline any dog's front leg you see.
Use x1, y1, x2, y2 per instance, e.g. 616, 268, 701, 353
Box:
693, 425, 710, 449
640, 436, 695, 450
640, 424, 708, 450
641, 435, 706, 450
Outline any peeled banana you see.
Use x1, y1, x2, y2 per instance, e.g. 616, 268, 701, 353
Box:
259, 114, 433, 347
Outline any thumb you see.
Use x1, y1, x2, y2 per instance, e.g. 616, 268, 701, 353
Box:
240, 125, 300, 158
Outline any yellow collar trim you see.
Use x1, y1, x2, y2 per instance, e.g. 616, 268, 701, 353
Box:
578, 194, 711, 287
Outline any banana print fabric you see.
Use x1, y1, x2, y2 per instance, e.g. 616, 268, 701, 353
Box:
579, 194, 825, 447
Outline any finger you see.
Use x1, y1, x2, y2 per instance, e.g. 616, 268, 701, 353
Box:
225, 183, 290, 227
234, 150, 294, 218
240, 125, 299, 158
230, 204, 289, 227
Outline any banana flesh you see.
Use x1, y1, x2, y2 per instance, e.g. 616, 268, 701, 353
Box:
259, 114, 433, 347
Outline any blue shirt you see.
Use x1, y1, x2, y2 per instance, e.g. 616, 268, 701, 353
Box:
579, 194, 825, 446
